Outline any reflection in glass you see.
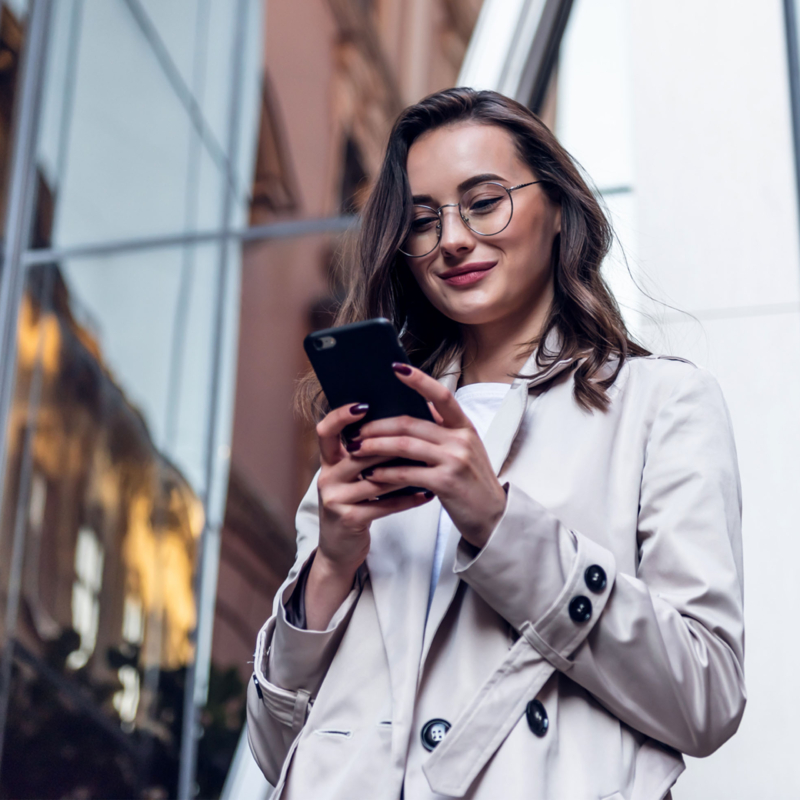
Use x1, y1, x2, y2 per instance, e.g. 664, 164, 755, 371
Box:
1, 264, 209, 798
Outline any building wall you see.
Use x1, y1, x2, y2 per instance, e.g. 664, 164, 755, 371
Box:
629, 2, 800, 797
555, 0, 800, 795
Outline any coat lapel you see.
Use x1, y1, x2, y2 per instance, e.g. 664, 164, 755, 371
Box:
419, 345, 578, 666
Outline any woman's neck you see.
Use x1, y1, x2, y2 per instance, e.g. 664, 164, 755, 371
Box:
459, 290, 553, 387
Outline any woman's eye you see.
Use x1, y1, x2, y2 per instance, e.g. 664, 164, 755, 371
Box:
467, 195, 504, 214
411, 215, 438, 232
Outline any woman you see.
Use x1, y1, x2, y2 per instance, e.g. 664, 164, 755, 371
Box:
246, 88, 745, 800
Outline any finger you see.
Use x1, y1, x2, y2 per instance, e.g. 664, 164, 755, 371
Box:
347, 435, 442, 466
357, 415, 448, 445
316, 403, 369, 464
357, 490, 435, 520
325, 474, 424, 505
330, 490, 435, 529
358, 464, 438, 491
326, 453, 396, 484
392, 363, 470, 429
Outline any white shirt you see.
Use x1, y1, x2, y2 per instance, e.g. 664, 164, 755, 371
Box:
426, 382, 511, 618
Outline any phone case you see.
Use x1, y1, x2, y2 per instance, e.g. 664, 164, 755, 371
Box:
304, 318, 434, 497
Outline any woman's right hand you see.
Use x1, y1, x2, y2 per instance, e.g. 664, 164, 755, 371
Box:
304, 403, 434, 630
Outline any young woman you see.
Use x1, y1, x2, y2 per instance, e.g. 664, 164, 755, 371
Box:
246, 88, 745, 800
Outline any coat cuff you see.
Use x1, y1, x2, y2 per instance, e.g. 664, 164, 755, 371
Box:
454, 482, 616, 667
254, 551, 366, 696
251, 616, 312, 732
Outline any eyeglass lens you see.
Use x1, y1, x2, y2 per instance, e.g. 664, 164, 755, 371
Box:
401, 182, 513, 257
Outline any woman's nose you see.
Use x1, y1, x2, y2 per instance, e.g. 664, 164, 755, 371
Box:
439, 206, 475, 255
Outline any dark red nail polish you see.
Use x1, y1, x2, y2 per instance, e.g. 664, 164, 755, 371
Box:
350, 403, 369, 415
392, 362, 412, 376
423, 490, 434, 499
345, 440, 361, 452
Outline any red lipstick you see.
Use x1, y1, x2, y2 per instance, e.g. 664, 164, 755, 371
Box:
438, 262, 495, 286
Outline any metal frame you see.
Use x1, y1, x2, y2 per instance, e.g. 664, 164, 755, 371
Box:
0, 0, 55, 771
177, 0, 249, 795
784, 0, 800, 245
458, 0, 574, 105
20, 214, 357, 267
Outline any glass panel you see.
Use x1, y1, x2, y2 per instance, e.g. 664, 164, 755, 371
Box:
231, 0, 264, 224
554, 0, 645, 337
0, 241, 240, 797
34, 0, 262, 249
0, 1, 29, 235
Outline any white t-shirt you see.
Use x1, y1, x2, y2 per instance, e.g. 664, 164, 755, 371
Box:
426, 382, 511, 619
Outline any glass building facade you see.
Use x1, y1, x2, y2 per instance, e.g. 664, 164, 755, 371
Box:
0, 1, 265, 797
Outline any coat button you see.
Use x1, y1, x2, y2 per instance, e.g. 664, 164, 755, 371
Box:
252, 674, 263, 701
421, 719, 451, 751
568, 595, 592, 623
526, 699, 549, 737
584, 564, 607, 593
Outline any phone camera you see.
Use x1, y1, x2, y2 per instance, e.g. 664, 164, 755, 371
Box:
314, 336, 337, 350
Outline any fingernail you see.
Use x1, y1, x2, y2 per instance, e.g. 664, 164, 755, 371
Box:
392, 362, 412, 376
345, 440, 361, 452
423, 490, 434, 499
350, 403, 369, 415
361, 468, 374, 478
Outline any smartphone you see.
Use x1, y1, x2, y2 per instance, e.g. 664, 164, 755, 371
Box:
304, 318, 434, 497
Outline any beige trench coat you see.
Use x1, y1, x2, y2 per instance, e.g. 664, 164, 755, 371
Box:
247, 351, 745, 800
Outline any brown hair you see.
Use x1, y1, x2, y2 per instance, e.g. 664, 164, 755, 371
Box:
297, 87, 648, 420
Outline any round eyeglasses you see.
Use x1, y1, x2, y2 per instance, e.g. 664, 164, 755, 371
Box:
399, 180, 542, 258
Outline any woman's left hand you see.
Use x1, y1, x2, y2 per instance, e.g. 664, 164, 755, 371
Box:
350, 364, 507, 548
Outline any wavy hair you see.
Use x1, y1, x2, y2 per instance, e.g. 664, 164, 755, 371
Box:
297, 87, 648, 420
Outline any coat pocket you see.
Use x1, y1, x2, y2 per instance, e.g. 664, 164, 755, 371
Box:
313, 728, 352, 739
600, 793, 625, 800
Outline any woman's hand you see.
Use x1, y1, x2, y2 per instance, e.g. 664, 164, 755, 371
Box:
350, 364, 508, 549
305, 401, 434, 630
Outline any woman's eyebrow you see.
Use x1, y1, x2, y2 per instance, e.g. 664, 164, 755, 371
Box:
411, 173, 508, 204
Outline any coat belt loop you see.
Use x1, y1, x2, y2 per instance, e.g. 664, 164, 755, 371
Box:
520, 621, 574, 673
292, 689, 311, 731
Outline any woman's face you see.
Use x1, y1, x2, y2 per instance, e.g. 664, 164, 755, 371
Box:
404, 122, 561, 331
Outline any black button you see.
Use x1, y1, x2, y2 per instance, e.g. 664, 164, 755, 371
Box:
253, 674, 263, 701
526, 699, 549, 737
569, 595, 592, 623
584, 564, 607, 593
421, 719, 450, 751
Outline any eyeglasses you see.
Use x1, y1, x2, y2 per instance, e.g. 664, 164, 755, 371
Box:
399, 180, 542, 258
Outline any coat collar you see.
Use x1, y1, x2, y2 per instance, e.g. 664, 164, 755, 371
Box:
438, 330, 578, 469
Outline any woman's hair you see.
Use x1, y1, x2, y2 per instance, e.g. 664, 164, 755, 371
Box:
297, 87, 649, 421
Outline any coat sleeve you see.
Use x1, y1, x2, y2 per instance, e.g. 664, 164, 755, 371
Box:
453, 366, 745, 758
246, 471, 364, 784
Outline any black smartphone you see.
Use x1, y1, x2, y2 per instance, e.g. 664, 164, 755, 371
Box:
303, 318, 434, 497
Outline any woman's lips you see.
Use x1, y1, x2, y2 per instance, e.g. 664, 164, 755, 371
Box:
440, 263, 495, 286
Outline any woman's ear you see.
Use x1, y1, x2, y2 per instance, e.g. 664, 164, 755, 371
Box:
554, 204, 562, 235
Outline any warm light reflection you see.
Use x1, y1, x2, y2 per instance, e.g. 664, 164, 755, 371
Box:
123, 482, 204, 669
113, 664, 141, 727
66, 526, 104, 670
4, 266, 205, 727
